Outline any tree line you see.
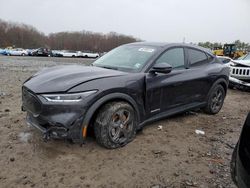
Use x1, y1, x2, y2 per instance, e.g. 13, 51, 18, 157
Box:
0, 19, 140, 52
198, 40, 250, 50
1, 19, 249, 52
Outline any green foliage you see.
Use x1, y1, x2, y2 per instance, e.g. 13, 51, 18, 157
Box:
198, 40, 250, 51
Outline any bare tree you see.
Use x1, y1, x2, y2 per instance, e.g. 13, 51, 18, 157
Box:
0, 19, 140, 52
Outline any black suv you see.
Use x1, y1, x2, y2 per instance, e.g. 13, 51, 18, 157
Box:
22, 42, 230, 148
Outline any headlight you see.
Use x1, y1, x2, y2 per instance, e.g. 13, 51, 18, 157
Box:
42, 90, 97, 102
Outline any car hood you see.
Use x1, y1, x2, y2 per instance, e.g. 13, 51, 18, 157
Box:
24, 65, 128, 93
234, 60, 250, 67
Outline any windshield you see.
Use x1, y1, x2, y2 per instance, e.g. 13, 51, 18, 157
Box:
238, 53, 250, 60
93, 45, 157, 72
243, 53, 250, 60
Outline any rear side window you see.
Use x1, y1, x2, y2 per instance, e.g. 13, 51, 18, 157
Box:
188, 49, 208, 66
155, 48, 185, 69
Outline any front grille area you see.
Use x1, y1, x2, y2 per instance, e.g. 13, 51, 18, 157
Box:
230, 67, 250, 79
22, 87, 42, 115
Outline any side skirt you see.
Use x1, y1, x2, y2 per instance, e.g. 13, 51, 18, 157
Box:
138, 102, 206, 128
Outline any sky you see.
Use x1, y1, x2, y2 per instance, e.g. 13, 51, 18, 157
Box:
0, 0, 249, 43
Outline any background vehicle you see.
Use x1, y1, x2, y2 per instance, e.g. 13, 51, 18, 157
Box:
229, 54, 250, 91
32, 48, 52, 57
1, 49, 9, 56
51, 50, 63, 57
80, 51, 99, 58
217, 56, 250, 90
22, 42, 230, 148
6, 48, 28, 56
0, 48, 5, 55
224, 44, 237, 58
213, 44, 246, 59
213, 46, 224, 56
58, 50, 78, 57
231, 112, 250, 188
26, 49, 36, 56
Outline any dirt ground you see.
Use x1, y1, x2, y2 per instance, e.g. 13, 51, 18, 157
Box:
0, 56, 249, 188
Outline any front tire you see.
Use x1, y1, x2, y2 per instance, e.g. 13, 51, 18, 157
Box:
204, 84, 225, 114
94, 102, 136, 149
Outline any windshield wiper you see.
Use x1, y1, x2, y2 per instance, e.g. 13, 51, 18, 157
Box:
96, 65, 118, 70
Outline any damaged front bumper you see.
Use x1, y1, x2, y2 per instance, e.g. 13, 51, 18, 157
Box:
21, 87, 89, 143
229, 76, 250, 91
25, 112, 84, 143
229, 61, 250, 91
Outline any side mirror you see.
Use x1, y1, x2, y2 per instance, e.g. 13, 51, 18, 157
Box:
150, 63, 172, 74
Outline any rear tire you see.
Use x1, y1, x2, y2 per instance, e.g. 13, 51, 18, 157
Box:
204, 84, 225, 114
94, 102, 136, 149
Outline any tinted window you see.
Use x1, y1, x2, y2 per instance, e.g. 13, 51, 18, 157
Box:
188, 49, 208, 66
155, 48, 185, 68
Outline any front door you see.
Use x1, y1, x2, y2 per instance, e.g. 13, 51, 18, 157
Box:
146, 47, 191, 117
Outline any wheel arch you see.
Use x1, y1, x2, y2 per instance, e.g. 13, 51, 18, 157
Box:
207, 77, 228, 100
215, 77, 228, 94
80, 93, 140, 140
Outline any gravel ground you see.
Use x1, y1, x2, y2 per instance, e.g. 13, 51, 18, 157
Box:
0, 56, 249, 188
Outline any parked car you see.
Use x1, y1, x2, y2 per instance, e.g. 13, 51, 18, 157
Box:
79, 51, 99, 58
1, 49, 9, 56
0, 48, 5, 55
58, 50, 78, 57
85, 52, 99, 58
6, 48, 28, 56
26, 49, 36, 56
217, 56, 250, 91
22, 42, 230, 148
32, 48, 52, 57
51, 50, 63, 57
231, 112, 250, 188
228, 54, 250, 91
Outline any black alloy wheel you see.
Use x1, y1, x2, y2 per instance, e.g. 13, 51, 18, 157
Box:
94, 102, 136, 149
204, 84, 225, 114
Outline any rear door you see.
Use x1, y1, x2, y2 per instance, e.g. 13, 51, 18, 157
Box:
185, 47, 215, 102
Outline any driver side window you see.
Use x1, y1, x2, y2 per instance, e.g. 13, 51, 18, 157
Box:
155, 48, 185, 69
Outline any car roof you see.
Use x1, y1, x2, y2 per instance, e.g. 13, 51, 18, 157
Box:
125, 42, 214, 56
126, 42, 171, 47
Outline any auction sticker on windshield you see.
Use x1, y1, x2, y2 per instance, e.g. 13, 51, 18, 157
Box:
138, 48, 155, 53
